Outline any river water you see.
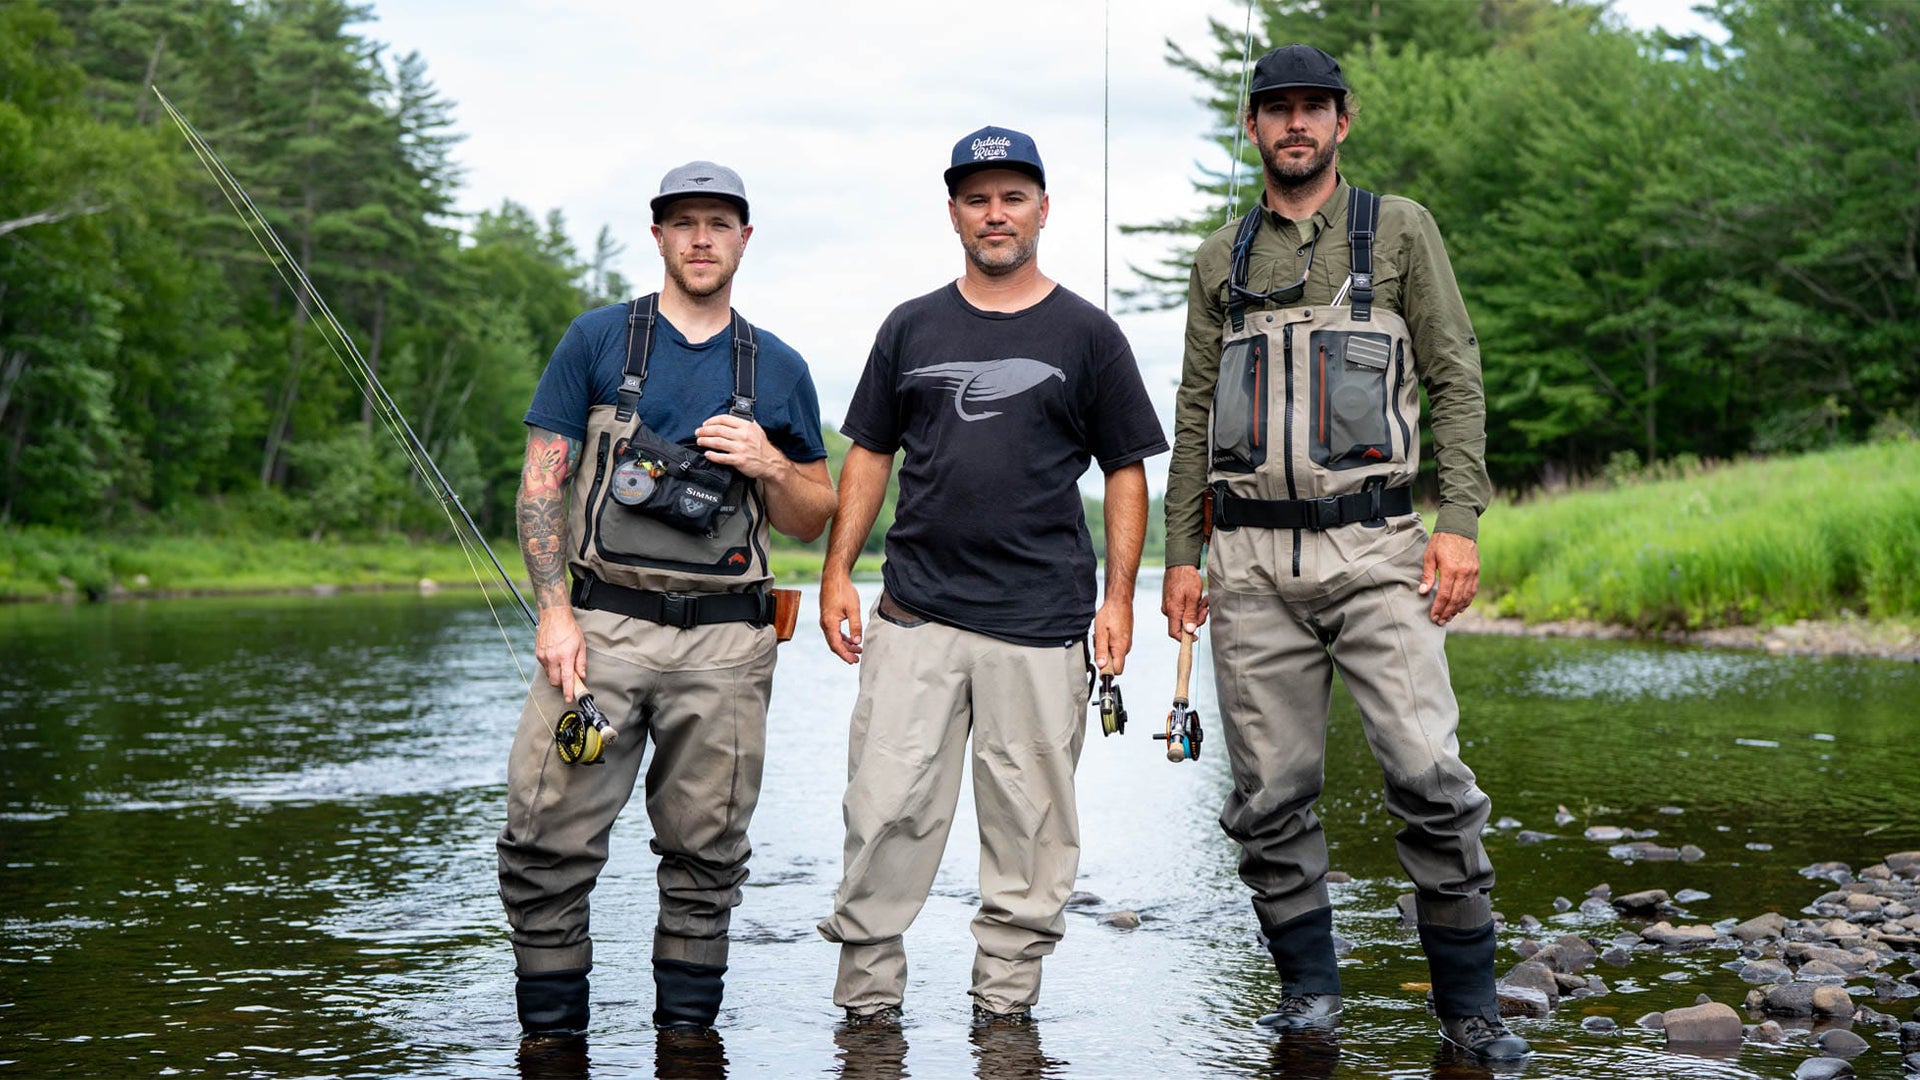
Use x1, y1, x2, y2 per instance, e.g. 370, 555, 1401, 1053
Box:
3, 578, 1917, 1079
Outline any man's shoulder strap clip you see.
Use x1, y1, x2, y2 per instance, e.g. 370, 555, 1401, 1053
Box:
1226, 205, 1264, 334
1346, 188, 1381, 322
728, 310, 758, 420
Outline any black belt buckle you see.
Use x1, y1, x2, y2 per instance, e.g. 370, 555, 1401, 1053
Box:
659, 591, 697, 629
1308, 495, 1343, 530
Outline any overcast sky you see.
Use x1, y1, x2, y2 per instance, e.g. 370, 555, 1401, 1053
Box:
367, 0, 1718, 479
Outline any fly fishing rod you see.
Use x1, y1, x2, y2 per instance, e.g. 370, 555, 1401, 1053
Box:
154, 87, 616, 764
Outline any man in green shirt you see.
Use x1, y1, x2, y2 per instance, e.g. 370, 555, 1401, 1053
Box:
1161, 43, 1527, 1062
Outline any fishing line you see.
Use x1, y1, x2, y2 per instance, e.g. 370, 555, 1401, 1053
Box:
1226, 0, 1257, 224
1103, 0, 1111, 312
154, 87, 543, 702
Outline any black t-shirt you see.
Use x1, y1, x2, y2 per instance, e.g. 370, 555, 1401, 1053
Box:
841, 283, 1167, 646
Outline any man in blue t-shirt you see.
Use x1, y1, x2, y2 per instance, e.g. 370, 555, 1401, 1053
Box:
815, 127, 1167, 1028
496, 162, 835, 1049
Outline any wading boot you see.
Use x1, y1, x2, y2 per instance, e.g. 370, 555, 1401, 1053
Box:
970, 1004, 1034, 1029
1439, 1014, 1532, 1061
516, 967, 590, 1040
841, 1004, 903, 1029
1257, 907, 1342, 1029
1256, 993, 1343, 1031
652, 958, 726, 1032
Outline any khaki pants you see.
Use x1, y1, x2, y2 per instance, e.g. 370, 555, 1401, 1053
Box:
1210, 528, 1495, 934
817, 599, 1090, 1015
497, 609, 776, 976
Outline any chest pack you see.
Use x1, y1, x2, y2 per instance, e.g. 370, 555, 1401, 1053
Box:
605, 293, 758, 537
1207, 188, 1422, 546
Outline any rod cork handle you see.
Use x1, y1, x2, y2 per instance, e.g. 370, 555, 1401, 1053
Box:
1175, 630, 1194, 703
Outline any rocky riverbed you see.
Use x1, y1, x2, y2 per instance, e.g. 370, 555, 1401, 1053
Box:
1478, 847, 1920, 1077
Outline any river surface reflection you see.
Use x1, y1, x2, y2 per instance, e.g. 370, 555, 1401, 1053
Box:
2, 576, 1917, 1078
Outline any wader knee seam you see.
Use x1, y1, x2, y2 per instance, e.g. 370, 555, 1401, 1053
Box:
655, 931, 729, 968
1252, 880, 1334, 930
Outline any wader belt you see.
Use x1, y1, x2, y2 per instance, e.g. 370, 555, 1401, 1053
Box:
1211, 480, 1411, 531
571, 572, 774, 628
616, 294, 759, 423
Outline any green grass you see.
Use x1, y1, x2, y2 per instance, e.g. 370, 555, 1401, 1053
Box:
0, 526, 872, 600
1479, 440, 1920, 629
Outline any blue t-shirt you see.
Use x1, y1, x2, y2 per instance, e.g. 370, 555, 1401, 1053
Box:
525, 300, 827, 464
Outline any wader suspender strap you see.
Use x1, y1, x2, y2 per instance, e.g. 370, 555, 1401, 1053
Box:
615, 293, 759, 424
1347, 187, 1380, 322
1225, 206, 1265, 334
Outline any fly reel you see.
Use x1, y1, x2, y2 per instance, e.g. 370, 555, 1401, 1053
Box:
1097, 674, 1127, 737
556, 691, 618, 765
1153, 631, 1204, 763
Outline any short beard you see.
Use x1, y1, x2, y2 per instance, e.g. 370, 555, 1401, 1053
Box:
1259, 137, 1338, 198
665, 255, 734, 299
962, 234, 1037, 276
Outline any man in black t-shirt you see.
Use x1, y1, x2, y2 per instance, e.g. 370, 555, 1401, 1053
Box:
815, 126, 1167, 1028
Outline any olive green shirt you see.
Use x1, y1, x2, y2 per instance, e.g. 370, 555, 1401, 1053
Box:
1166, 178, 1490, 567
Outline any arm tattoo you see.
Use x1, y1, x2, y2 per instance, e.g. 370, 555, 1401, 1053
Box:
517, 428, 581, 611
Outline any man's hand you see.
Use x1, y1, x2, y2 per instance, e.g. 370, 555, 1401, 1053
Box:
1419, 531, 1480, 625
1161, 564, 1209, 641
819, 572, 864, 664
1093, 595, 1134, 675
695, 413, 786, 480
535, 605, 588, 702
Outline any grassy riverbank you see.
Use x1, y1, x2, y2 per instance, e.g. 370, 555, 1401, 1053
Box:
1478, 440, 1920, 630
0, 526, 850, 601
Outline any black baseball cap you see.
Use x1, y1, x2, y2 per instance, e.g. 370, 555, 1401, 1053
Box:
1246, 43, 1348, 101
944, 125, 1046, 193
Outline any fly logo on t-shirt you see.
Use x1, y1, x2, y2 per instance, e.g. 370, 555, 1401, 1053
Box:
905, 358, 1065, 422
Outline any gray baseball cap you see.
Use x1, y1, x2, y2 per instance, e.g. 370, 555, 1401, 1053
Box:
650, 161, 749, 223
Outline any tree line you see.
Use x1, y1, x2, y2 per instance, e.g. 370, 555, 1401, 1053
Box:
5, 1, 1915, 552
1129, 0, 1919, 488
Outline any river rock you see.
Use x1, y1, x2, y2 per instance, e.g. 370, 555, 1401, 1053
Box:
1502, 961, 1560, 1001
1553, 972, 1589, 994
1816, 1029, 1871, 1057
1495, 816, 1522, 829
1396, 893, 1417, 924
1901, 1021, 1920, 1052
1066, 891, 1102, 908
1614, 889, 1671, 915
1496, 985, 1551, 1018
1742, 959, 1794, 984
1517, 914, 1542, 932
1582, 1015, 1617, 1033
1788, 943, 1872, 972
1552, 896, 1571, 912
1325, 871, 1352, 883
1765, 984, 1820, 1016
1681, 844, 1707, 862
1332, 933, 1353, 956
1580, 896, 1615, 917
1903, 1052, 1920, 1075
1735, 912, 1789, 941
1636, 1011, 1665, 1030
1643, 921, 1718, 949
1804, 862, 1855, 884
1794, 1058, 1855, 1080
1848, 894, 1886, 916
1585, 825, 1628, 842
1798, 959, 1853, 982
1676, 888, 1712, 904
1813, 985, 1854, 1016
1885, 852, 1920, 878
1611, 841, 1682, 862
1516, 830, 1553, 845
1663, 1001, 1742, 1044
1601, 946, 1633, 967
1530, 934, 1599, 974
1512, 938, 1541, 960
1748, 1020, 1787, 1043
1097, 910, 1141, 929
1555, 804, 1575, 825
1588, 882, 1613, 898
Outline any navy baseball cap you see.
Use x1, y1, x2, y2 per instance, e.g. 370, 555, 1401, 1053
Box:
1247, 44, 1348, 101
944, 126, 1046, 193
650, 161, 749, 224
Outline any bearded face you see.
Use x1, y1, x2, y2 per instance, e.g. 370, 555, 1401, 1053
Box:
1247, 88, 1349, 194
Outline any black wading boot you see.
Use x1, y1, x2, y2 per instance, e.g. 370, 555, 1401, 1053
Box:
1256, 907, 1343, 1030
653, 958, 727, 1031
1422, 921, 1531, 1061
516, 967, 590, 1041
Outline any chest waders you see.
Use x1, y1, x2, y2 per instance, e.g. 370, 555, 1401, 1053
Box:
1206, 188, 1422, 584
556, 294, 780, 765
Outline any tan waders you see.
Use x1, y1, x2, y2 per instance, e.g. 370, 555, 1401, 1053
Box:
817, 598, 1090, 1016
1206, 190, 1499, 1020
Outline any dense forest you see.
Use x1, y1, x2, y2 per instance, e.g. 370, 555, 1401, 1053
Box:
3, 0, 1917, 558
1131, 0, 1920, 486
